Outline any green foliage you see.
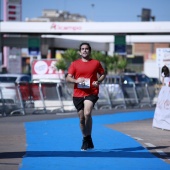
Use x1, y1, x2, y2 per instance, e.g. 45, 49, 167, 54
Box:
106, 55, 127, 73
62, 49, 79, 63
55, 49, 79, 71
117, 57, 127, 70
105, 56, 115, 65
55, 59, 67, 71
91, 51, 106, 63
113, 55, 119, 63
57, 48, 127, 74
107, 63, 114, 71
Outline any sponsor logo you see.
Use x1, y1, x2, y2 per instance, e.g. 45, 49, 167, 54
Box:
50, 23, 82, 31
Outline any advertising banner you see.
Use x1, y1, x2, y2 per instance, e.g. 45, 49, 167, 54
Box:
156, 48, 170, 68
31, 59, 65, 81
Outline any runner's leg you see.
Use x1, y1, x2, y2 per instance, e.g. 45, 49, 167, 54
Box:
78, 109, 86, 137
84, 100, 94, 136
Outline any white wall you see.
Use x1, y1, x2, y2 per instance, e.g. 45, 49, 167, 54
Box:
144, 60, 160, 78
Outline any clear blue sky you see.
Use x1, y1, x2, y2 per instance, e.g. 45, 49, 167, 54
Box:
1, 0, 170, 22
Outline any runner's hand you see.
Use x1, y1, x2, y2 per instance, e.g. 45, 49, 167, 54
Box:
92, 81, 99, 87
76, 77, 85, 84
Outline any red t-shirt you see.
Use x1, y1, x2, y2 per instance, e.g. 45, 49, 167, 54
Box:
68, 59, 105, 97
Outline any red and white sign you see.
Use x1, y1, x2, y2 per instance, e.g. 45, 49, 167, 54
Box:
31, 59, 65, 80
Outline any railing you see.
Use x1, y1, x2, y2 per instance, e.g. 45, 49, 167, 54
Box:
0, 81, 160, 116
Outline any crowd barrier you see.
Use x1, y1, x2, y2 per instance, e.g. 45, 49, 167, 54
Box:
0, 81, 159, 116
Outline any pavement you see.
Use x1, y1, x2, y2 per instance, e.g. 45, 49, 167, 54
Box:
0, 107, 170, 170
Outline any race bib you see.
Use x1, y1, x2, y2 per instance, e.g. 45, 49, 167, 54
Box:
77, 78, 90, 89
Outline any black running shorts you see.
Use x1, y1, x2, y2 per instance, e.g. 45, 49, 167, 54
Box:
73, 95, 99, 112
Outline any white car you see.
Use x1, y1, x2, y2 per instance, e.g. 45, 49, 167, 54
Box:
0, 74, 31, 115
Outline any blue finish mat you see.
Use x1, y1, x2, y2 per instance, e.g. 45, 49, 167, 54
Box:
20, 111, 170, 170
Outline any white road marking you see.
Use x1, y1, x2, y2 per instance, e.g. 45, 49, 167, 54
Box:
144, 143, 156, 147
125, 134, 131, 137
133, 137, 143, 141
156, 150, 167, 156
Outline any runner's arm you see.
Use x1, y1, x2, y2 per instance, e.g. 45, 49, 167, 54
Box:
66, 74, 84, 84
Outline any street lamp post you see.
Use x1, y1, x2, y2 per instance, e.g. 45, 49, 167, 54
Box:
91, 3, 95, 21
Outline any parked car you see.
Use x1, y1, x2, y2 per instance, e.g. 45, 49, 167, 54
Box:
0, 74, 31, 83
0, 74, 31, 104
104, 73, 155, 85
103, 73, 157, 106
121, 72, 154, 85
149, 77, 162, 85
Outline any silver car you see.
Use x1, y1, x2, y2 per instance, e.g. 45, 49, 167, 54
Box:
0, 74, 31, 115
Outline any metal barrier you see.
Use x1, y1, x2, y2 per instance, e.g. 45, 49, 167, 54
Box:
122, 84, 140, 108
0, 83, 24, 116
17, 82, 46, 114
18, 82, 65, 114
58, 82, 76, 111
0, 86, 7, 116
95, 84, 112, 110
101, 82, 158, 109
132, 83, 156, 108
135, 84, 153, 107
104, 84, 126, 109
0, 81, 159, 117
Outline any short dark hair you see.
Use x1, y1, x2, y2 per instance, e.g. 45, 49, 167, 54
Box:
79, 42, 91, 52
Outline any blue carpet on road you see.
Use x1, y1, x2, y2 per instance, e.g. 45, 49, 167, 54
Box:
19, 110, 170, 170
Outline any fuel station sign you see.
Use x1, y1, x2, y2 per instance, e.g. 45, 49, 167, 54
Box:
114, 35, 126, 55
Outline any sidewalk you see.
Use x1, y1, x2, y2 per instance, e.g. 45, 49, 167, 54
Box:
0, 108, 170, 170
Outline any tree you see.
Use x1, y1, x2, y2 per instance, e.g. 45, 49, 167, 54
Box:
55, 58, 67, 71
105, 55, 127, 74
56, 48, 127, 75
62, 49, 79, 64
91, 51, 106, 63
105, 55, 116, 73
91, 51, 108, 73
55, 49, 78, 74
117, 56, 127, 73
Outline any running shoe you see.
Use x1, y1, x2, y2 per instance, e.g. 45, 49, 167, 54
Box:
81, 139, 88, 151
87, 138, 94, 149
